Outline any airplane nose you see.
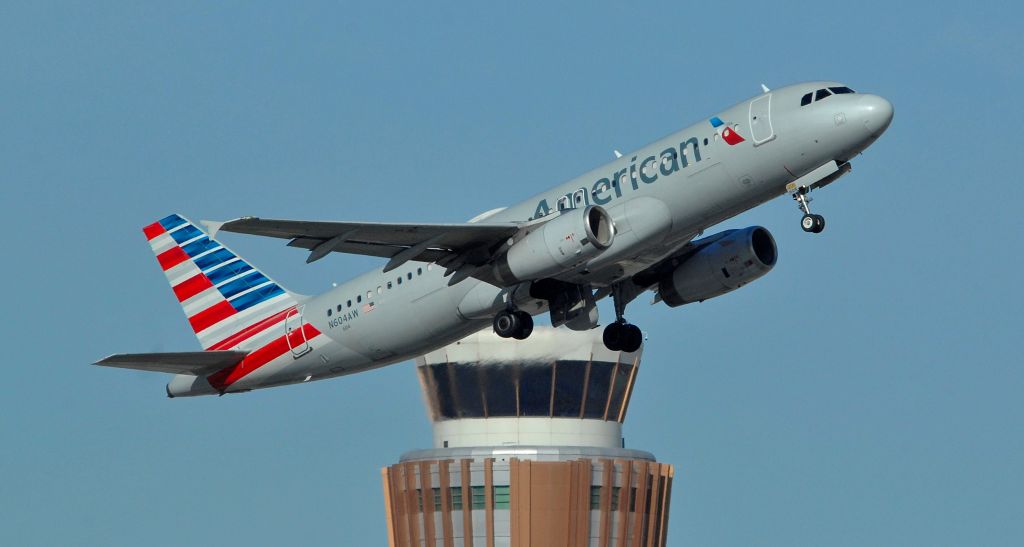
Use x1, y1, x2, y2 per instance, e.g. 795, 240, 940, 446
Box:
859, 94, 894, 137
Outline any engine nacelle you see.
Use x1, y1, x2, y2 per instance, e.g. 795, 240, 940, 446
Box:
658, 226, 777, 307
493, 205, 615, 285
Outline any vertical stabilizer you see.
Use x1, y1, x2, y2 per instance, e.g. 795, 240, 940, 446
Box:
142, 213, 302, 351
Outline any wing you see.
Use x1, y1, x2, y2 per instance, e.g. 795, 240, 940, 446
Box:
94, 351, 248, 375
209, 216, 524, 281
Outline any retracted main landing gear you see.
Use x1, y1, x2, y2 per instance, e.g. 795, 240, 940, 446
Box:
793, 186, 825, 234
493, 309, 534, 340
602, 283, 643, 353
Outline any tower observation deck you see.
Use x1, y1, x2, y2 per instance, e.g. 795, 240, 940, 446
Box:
381, 327, 674, 547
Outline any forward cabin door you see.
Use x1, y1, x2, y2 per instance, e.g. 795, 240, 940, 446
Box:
749, 94, 775, 145
285, 307, 311, 358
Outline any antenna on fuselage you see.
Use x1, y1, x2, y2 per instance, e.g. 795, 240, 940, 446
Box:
761, 83, 770, 93
613, 150, 622, 159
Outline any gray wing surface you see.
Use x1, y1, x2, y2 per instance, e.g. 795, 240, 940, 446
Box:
209, 217, 522, 274
94, 351, 248, 375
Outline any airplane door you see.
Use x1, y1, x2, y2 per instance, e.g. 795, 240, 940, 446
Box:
749, 94, 775, 145
285, 307, 312, 358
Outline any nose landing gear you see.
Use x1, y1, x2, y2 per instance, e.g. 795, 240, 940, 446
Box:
793, 186, 825, 233
493, 309, 534, 340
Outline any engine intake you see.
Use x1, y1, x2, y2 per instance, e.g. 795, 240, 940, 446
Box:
493, 205, 615, 285
659, 226, 777, 307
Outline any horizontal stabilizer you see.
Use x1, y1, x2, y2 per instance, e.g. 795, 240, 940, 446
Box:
94, 351, 248, 375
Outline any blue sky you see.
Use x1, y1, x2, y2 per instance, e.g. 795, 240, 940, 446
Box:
2, 2, 1021, 545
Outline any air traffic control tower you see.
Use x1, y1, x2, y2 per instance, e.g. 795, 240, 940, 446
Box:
381, 327, 674, 547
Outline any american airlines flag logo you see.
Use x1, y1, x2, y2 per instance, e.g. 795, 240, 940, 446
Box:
710, 116, 745, 146
362, 302, 375, 314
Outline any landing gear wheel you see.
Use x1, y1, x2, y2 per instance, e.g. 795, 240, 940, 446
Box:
603, 322, 625, 351
801, 214, 816, 232
511, 311, 533, 340
811, 214, 825, 233
604, 322, 642, 352
621, 324, 643, 352
801, 214, 825, 233
493, 310, 520, 338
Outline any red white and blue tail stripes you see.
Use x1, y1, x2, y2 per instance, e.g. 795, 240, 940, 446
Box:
143, 214, 298, 352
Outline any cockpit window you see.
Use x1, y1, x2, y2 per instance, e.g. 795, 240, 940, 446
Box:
803, 87, 853, 106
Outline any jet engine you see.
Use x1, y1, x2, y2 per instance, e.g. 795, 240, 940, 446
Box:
492, 205, 615, 285
658, 226, 777, 307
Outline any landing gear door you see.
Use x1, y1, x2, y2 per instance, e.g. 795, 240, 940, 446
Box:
749, 94, 775, 145
285, 307, 312, 358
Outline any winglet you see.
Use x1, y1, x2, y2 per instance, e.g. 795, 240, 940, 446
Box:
200, 219, 226, 238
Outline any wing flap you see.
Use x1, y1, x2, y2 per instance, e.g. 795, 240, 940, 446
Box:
94, 351, 248, 375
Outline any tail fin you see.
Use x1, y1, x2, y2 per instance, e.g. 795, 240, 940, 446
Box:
143, 213, 302, 351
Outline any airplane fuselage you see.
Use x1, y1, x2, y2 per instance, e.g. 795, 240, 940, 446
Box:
168, 81, 893, 396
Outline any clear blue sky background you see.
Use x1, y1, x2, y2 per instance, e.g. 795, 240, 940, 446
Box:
2, 2, 1021, 545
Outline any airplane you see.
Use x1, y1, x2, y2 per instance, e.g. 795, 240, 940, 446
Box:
95, 81, 893, 397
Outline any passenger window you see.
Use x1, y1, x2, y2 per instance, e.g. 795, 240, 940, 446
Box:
347, 300, 352, 307
387, 281, 392, 289
800, 92, 812, 106
327, 309, 332, 317
336, 304, 342, 312
397, 277, 402, 285
642, 161, 656, 177
407, 272, 412, 280
815, 88, 832, 102
417, 268, 422, 276
357, 295, 363, 303
829, 86, 855, 94
377, 286, 382, 295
